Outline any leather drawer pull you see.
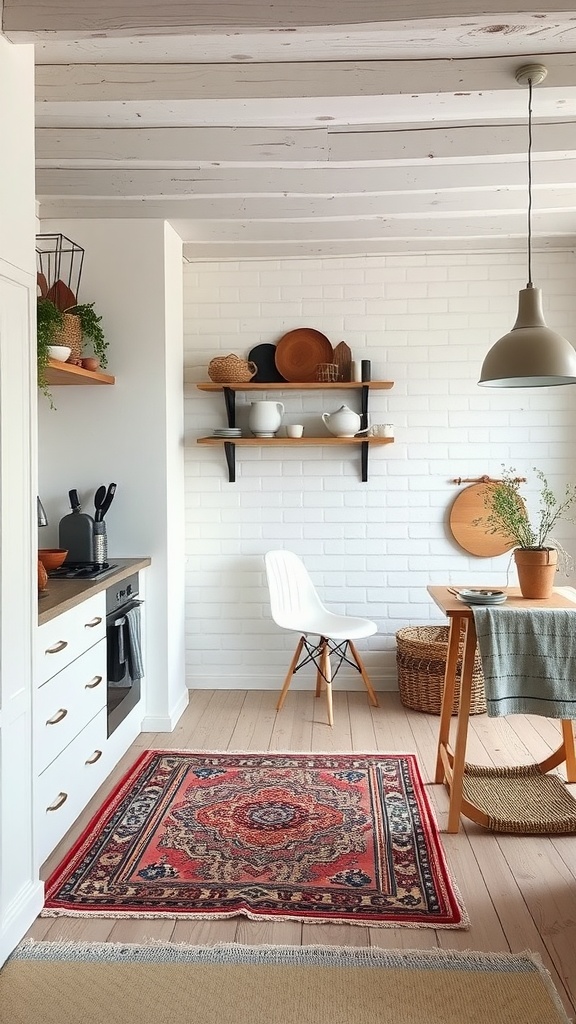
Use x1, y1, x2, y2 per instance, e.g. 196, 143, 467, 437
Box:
46, 792, 68, 812
85, 675, 103, 690
46, 708, 68, 726
85, 749, 103, 765
85, 616, 103, 628
45, 640, 68, 655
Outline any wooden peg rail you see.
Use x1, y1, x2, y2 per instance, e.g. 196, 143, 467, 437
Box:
452, 475, 526, 485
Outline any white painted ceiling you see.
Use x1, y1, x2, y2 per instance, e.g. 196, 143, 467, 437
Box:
8, 3, 576, 260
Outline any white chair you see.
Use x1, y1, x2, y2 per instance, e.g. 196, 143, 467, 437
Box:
264, 549, 379, 726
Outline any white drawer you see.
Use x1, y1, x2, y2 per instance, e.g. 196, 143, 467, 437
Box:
37, 592, 106, 684
36, 706, 110, 866
35, 639, 106, 775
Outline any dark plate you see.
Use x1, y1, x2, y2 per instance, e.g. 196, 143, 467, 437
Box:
248, 343, 287, 383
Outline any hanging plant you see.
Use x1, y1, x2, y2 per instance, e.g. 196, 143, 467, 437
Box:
36, 297, 64, 408
68, 303, 108, 368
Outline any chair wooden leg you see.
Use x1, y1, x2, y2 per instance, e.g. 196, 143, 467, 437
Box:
320, 639, 333, 727
348, 640, 379, 707
276, 636, 305, 712
315, 658, 323, 697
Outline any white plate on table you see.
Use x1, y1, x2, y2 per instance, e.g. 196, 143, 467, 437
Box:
457, 589, 507, 605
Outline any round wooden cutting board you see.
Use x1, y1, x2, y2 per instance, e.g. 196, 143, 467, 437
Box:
449, 482, 515, 557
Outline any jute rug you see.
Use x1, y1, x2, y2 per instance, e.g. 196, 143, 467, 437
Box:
2, 942, 570, 1024
42, 750, 467, 928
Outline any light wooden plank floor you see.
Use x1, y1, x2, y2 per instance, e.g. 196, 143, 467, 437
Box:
27, 690, 576, 1017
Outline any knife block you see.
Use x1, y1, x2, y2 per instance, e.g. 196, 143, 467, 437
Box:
58, 508, 95, 563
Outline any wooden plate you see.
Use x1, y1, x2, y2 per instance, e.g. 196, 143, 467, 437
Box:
275, 328, 333, 382
449, 483, 515, 557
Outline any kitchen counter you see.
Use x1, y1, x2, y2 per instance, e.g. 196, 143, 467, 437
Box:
38, 557, 151, 625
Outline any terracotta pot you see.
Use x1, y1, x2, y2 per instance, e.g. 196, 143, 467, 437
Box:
514, 547, 558, 599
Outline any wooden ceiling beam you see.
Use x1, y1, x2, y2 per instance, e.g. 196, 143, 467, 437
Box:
35, 122, 576, 166
32, 188, 576, 219
34, 163, 576, 199
6, 1, 576, 39
35, 54, 576, 104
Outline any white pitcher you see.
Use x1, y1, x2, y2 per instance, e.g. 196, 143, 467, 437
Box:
248, 400, 285, 436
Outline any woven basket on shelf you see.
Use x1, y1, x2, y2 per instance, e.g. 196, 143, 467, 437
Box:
395, 624, 486, 716
53, 312, 83, 362
208, 354, 257, 383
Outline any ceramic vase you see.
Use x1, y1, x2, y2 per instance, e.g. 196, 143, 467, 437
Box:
514, 547, 558, 599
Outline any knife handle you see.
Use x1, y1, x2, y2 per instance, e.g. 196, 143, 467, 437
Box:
69, 489, 80, 511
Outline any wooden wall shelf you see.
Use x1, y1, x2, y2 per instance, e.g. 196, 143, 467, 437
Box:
197, 381, 394, 392
196, 379, 395, 481
197, 436, 393, 447
46, 358, 115, 386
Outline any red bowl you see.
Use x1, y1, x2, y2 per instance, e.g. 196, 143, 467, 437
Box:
38, 548, 68, 572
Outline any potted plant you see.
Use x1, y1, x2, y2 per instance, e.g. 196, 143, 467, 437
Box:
36, 294, 109, 406
482, 466, 576, 598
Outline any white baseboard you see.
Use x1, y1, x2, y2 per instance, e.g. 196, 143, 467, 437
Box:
141, 688, 189, 732
0, 880, 44, 968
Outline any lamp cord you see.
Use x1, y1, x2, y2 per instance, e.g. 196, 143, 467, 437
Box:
527, 76, 533, 288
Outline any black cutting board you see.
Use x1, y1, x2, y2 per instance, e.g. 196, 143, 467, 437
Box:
248, 343, 287, 383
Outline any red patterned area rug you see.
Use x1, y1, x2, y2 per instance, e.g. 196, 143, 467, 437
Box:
42, 750, 467, 928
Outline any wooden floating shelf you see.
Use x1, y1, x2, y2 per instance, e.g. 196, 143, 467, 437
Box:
197, 436, 394, 447
46, 358, 115, 386
196, 376, 395, 481
197, 381, 393, 392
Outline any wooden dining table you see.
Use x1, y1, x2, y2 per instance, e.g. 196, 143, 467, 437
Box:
428, 585, 576, 833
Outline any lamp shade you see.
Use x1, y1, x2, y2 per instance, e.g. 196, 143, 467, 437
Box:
478, 286, 576, 387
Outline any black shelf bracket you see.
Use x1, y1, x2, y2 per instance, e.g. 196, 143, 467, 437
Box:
360, 384, 369, 430
361, 441, 369, 482
223, 387, 236, 426
223, 440, 236, 483
360, 385, 369, 481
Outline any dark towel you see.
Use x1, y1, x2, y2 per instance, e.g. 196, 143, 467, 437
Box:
107, 617, 128, 684
125, 604, 145, 680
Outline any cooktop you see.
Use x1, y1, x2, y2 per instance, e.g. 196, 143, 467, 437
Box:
48, 562, 119, 580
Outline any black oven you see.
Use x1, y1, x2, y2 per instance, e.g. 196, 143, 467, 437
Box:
106, 572, 143, 736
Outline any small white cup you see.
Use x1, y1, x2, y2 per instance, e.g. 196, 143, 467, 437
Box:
351, 361, 362, 382
286, 424, 304, 438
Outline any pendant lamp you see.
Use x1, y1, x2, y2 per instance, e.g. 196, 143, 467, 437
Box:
478, 64, 576, 387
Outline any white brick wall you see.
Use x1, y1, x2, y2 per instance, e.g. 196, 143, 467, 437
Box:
183, 251, 576, 691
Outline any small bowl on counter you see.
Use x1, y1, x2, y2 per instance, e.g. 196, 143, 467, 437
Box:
38, 548, 68, 572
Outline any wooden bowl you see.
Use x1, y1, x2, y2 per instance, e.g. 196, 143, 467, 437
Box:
38, 548, 68, 572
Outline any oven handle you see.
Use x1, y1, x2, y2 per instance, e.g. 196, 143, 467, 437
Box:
107, 598, 143, 627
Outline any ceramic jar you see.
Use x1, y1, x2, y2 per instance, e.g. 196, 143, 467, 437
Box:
248, 400, 285, 436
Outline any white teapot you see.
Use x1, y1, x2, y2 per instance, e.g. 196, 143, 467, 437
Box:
321, 405, 361, 437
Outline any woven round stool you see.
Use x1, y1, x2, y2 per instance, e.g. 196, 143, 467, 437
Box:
396, 624, 486, 715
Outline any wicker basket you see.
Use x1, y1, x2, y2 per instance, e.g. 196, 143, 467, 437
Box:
208, 354, 257, 383
396, 624, 486, 715
52, 312, 83, 362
